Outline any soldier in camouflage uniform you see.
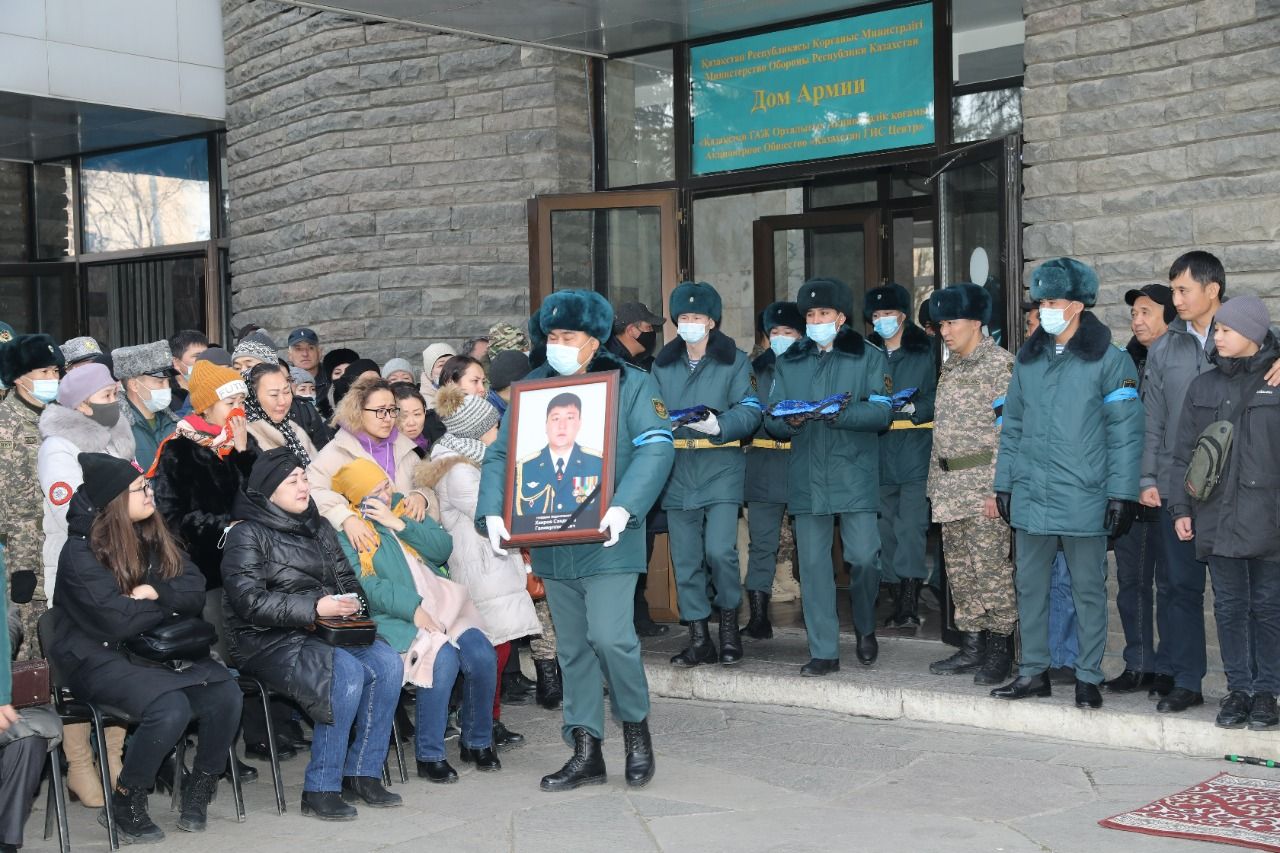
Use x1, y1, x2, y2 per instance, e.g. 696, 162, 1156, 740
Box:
0, 333, 65, 659
925, 284, 1017, 685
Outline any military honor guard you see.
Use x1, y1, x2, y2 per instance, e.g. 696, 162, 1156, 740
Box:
742, 302, 805, 639
766, 278, 893, 675
991, 258, 1144, 709
864, 283, 937, 628
925, 284, 1018, 685
477, 289, 674, 790
653, 281, 763, 667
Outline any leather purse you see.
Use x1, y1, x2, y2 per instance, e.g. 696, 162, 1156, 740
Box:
522, 549, 545, 601
125, 616, 217, 664
9, 659, 50, 709
312, 614, 378, 646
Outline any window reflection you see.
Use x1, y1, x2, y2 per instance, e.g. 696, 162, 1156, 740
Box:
952, 88, 1022, 144
80, 138, 211, 252
605, 51, 675, 187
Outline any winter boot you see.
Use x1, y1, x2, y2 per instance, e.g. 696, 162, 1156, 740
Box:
540, 727, 607, 792
104, 725, 126, 790
884, 578, 922, 628
972, 633, 1013, 685
718, 608, 743, 665
177, 770, 219, 832
99, 783, 164, 844
742, 590, 773, 639
622, 719, 655, 788
929, 631, 986, 675
669, 619, 717, 667
63, 723, 105, 807
534, 659, 563, 710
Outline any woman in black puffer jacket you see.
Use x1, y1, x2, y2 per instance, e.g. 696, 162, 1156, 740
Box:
221, 449, 403, 821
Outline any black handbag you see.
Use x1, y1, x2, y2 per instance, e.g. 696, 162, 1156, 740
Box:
310, 531, 376, 647
125, 616, 216, 665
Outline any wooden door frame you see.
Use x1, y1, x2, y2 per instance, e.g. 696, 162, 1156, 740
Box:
751, 209, 881, 324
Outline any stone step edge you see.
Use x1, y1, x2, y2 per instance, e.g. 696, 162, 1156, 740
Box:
644, 662, 1272, 761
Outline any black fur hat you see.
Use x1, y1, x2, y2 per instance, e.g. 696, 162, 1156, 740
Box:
537, 290, 614, 341
797, 278, 853, 319
759, 301, 804, 336
669, 281, 722, 324
0, 334, 64, 387
929, 283, 991, 324
1030, 257, 1100, 307
863, 283, 912, 322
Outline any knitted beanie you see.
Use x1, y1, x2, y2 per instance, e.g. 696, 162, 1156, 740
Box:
57, 362, 115, 409
231, 337, 279, 367
189, 361, 248, 413
1214, 296, 1271, 347
435, 384, 499, 439
381, 357, 414, 380
332, 458, 391, 507
77, 452, 144, 510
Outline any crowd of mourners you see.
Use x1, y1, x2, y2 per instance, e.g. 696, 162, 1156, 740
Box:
0, 247, 1273, 848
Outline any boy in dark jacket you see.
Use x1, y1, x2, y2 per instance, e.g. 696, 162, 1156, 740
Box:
1170, 296, 1280, 731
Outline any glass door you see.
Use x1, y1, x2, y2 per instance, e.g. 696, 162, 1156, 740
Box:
752, 210, 881, 326
82, 254, 207, 348
0, 263, 78, 340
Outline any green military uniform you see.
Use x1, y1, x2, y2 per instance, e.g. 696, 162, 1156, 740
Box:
994, 259, 1144, 689
477, 343, 673, 745
652, 328, 761, 622
123, 399, 177, 472
0, 392, 49, 660
766, 280, 892, 664
744, 347, 790, 595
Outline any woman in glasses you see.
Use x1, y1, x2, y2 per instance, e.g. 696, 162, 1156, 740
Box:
308, 375, 438, 555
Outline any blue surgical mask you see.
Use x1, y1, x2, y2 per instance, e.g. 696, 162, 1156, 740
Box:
27, 378, 59, 404
769, 335, 796, 356
143, 386, 172, 413
1039, 307, 1070, 336
807, 322, 839, 347
873, 316, 901, 340
545, 342, 585, 376
677, 322, 707, 345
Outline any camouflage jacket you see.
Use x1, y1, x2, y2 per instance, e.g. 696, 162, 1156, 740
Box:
927, 336, 1013, 523
0, 394, 48, 597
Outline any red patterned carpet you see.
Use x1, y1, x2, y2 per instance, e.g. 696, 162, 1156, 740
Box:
1101, 773, 1280, 852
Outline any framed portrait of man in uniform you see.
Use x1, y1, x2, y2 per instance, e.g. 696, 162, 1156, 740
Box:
502, 370, 619, 547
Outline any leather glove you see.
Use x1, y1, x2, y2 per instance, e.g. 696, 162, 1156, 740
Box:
484, 515, 510, 556
597, 506, 631, 548
687, 411, 720, 436
995, 492, 1012, 525
1104, 499, 1134, 539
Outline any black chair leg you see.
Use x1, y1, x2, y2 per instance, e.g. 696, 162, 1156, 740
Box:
92, 711, 119, 850
226, 745, 246, 822
170, 737, 188, 812
391, 715, 408, 783
253, 679, 285, 815
43, 746, 70, 853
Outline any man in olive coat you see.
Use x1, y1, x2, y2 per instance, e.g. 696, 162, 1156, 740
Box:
653, 281, 762, 667
865, 283, 936, 628
477, 289, 674, 791
766, 278, 893, 675
991, 257, 1144, 710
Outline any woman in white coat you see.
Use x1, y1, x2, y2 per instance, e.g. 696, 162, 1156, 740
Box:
416, 385, 540, 750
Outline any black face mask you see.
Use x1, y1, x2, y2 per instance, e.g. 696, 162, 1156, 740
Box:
636, 330, 657, 355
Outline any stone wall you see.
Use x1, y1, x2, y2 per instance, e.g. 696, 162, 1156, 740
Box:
221, 0, 592, 363
1021, 0, 1280, 330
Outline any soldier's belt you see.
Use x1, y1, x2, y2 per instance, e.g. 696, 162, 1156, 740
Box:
672, 438, 725, 450
890, 420, 934, 431
747, 439, 791, 450
938, 450, 993, 472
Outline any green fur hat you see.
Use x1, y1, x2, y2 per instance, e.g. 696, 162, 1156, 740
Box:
929, 283, 991, 324
536, 290, 614, 342
863, 283, 912, 322
669, 281, 722, 324
1030, 257, 1100, 307
797, 277, 853, 319
0, 334, 64, 387
759, 301, 804, 336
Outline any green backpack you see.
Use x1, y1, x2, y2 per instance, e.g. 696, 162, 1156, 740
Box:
1184, 374, 1265, 502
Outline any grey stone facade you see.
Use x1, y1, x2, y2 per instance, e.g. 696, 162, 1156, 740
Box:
221, 0, 591, 363
1021, 0, 1280, 328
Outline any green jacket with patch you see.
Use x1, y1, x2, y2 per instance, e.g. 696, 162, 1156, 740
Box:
869, 323, 936, 485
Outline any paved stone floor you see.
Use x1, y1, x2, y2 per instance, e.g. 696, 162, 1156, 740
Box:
24, 696, 1270, 852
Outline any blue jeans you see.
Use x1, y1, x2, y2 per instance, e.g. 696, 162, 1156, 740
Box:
304, 640, 402, 793
1207, 557, 1280, 695
414, 628, 496, 761
1113, 518, 1163, 673
1156, 504, 1207, 692
1048, 550, 1078, 669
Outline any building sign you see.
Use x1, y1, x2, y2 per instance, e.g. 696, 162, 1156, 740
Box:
691, 4, 935, 175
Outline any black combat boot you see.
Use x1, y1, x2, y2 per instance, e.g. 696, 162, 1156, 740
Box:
929, 631, 986, 675
718, 608, 743, 665
534, 659, 563, 710
99, 783, 164, 843
177, 769, 219, 832
540, 727, 607, 792
670, 619, 717, 667
743, 590, 773, 639
622, 719, 655, 788
972, 633, 1013, 686
500, 671, 533, 705
884, 578, 923, 628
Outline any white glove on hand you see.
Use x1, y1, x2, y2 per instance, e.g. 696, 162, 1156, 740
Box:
900, 402, 916, 416
485, 515, 510, 556
688, 412, 721, 436
598, 506, 631, 548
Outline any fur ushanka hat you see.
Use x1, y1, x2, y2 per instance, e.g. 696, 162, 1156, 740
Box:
1029, 257, 1100, 307
797, 278, 853, 319
536, 290, 615, 342
863, 283, 912, 322
759, 301, 805, 336
669, 281, 723, 324
929, 283, 992, 325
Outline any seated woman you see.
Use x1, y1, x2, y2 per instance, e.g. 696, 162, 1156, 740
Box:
332, 458, 500, 781
245, 361, 317, 465
51, 452, 240, 840
392, 383, 431, 458
222, 448, 403, 820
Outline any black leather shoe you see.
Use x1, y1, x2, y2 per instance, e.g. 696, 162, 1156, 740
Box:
670, 619, 718, 667
622, 719, 655, 788
800, 658, 840, 677
1249, 692, 1279, 730
245, 740, 297, 762
301, 790, 357, 821
1075, 681, 1103, 709
341, 776, 402, 808
460, 745, 501, 771
718, 608, 743, 665
282, 719, 312, 750
930, 632, 986, 675
1156, 687, 1204, 713
1217, 691, 1252, 729
540, 727, 607, 792
1104, 670, 1155, 693
500, 672, 533, 705
635, 618, 670, 637
416, 759, 458, 783
493, 720, 525, 750
1148, 673, 1175, 698
1047, 666, 1076, 685
990, 673, 1052, 700
232, 757, 258, 784
855, 632, 878, 666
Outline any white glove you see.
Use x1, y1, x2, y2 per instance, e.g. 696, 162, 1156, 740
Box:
687, 411, 721, 436
900, 402, 916, 415
485, 515, 510, 556
598, 506, 631, 548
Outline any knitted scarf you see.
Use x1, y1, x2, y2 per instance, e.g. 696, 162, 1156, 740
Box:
437, 432, 486, 466
244, 391, 310, 466
147, 409, 243, 476
345, 496, 427, 578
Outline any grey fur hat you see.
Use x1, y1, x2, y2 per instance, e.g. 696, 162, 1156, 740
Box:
112, 340, 172, 379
